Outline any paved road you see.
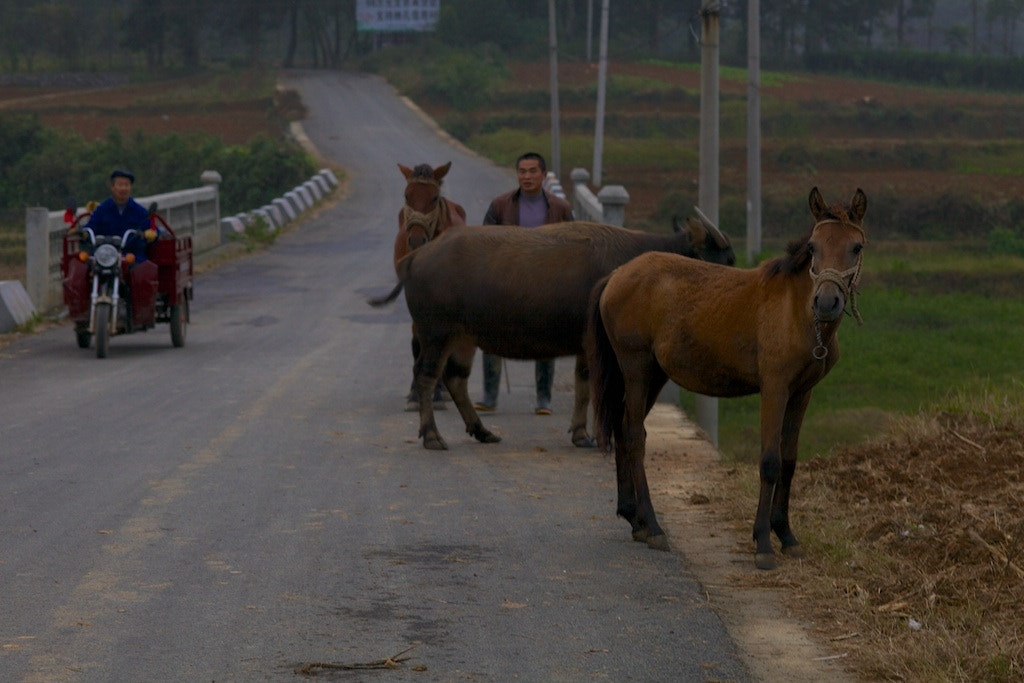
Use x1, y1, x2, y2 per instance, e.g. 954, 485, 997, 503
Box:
0, 69, 750, 681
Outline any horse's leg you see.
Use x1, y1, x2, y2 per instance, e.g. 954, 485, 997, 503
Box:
772, 389, 812, 558
445, 338, 500, 445
413, 328, 450, 450
618, 351, 668, 550
406, 324, 420, 411
569, 354, 595, 447
617, 367, 669, 543
753, 387, 788, 570
643, 365, 669, 415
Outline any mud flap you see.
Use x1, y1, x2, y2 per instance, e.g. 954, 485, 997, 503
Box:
130, 260, 159, 328
62, 258, 90, 324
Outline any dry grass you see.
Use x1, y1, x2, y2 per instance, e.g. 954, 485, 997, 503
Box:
729, 399, 1024, 681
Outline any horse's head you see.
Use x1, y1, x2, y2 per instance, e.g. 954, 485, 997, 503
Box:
398, 161, 452, 252
807, 187, 868, 324
680, 207, 735, 266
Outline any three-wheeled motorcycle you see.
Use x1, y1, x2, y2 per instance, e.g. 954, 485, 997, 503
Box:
61, 203, 193, 358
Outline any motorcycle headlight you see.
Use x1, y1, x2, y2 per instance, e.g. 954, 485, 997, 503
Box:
94, 243, 120, 268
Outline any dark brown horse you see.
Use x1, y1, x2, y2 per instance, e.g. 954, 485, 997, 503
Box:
588, 187, 867, 570
374, 217, 735, 450
394, 162, 467, 409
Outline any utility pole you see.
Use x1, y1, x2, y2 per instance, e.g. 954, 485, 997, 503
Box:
593, 0, 610, 186
747, 0, 762, 264
549, 0, 561, 180
696, 0, 720, 446
586, 0, 594, 62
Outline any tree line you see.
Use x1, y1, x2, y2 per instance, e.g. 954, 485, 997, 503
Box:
0, 0, 1020, 76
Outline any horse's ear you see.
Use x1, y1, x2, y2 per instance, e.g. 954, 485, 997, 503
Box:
850, 188, 867, 224
808, 187, 828, 220
398, 163, 414, 180
433, 161, 453, 183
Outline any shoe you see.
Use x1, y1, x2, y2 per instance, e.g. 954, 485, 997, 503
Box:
474, 401, 496, 412
534, 401, 552, 416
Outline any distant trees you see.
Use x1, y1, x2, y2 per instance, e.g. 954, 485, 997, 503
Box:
0, 0, 1019, 74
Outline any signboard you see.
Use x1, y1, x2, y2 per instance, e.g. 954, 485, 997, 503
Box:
356, 0, 440, 32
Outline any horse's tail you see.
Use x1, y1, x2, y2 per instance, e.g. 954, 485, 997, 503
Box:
587, 274, 625, 452
367, 280, 404, 307
369, 245, 419, 307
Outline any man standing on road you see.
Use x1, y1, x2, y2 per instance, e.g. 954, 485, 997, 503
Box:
474, 152, 574, 416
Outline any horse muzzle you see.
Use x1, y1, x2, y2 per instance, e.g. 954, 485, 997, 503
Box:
812, 282, 846, 322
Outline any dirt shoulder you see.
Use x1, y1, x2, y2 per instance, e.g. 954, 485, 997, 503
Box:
644, 405, 859, 682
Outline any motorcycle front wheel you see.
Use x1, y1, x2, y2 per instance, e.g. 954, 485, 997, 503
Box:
95, 303, 111, 359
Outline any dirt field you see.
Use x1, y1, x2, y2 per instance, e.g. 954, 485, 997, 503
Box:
416, 60, 1024, 238
0, 71, 284, 144
4, 66, 1022, 681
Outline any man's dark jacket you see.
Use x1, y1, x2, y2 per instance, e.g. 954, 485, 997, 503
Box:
86, 197, 151, 260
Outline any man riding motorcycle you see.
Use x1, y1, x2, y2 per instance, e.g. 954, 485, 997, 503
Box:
69, 169, 163, 330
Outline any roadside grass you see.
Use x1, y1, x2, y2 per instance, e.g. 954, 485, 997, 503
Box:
713, 378, 1024, 681
639, 58, 808, 89
227, 215, 278, 252
126, 66, 278, 106
783, 382, 1024, 681
680, 241, 1024, 463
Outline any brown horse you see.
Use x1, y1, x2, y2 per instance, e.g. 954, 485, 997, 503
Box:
394, 162, 467, 409
588, 187, 867, 570
394, 162, 466, 268
375, 217, 735, 450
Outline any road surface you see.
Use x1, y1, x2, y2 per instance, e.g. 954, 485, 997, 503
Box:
0, 69, 758, 681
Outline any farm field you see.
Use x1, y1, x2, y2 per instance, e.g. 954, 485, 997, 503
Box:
2, 61, 1023, 680
399, 60, 1023, 240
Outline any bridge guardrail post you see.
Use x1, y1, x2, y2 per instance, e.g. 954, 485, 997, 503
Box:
597, 185, 629, 227
24, 207, 51, 310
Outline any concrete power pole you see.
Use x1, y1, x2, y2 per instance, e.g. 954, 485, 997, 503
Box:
586, 0, 594, 62
747, 0, 762, 263
696, 0, 720, 446
549, 0, 562, 180
592, 0, 610, 186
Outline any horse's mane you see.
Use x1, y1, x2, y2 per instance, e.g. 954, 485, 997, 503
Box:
764, 201, 857, 278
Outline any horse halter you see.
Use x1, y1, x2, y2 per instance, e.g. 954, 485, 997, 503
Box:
402, 176, 445, 241
808, 218, 866, 361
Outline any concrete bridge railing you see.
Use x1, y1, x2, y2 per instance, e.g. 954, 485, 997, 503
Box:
569, 168, 629, 227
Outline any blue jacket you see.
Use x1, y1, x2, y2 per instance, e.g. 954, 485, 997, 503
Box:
86, 197, 151, 260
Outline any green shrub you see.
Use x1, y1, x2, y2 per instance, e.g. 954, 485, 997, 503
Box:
0, 115, 315, 217
988, 227, 1024, 257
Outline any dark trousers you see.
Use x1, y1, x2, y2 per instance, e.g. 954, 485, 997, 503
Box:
480, 352, 554, 407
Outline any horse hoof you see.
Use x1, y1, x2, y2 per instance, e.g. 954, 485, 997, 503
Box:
423, 437, 448, 451
433, 400, 447, 411
754, 552, 777, 571
405, 400, 419, 412
631, 528, 649, 543
475, 431, 501, 444
647, 534, 670, 551
781, 543, 805, 559
572, 434, 597, 448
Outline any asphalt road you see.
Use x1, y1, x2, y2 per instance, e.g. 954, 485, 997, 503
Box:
0, 69, 750, 682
